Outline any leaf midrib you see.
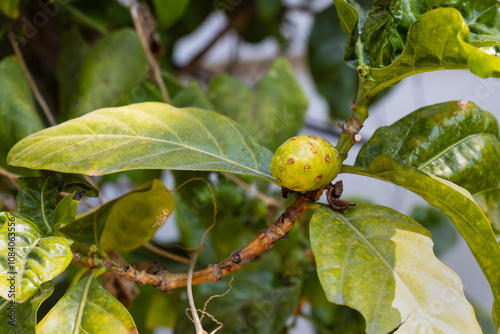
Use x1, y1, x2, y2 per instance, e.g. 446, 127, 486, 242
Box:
12, 133, 272, 180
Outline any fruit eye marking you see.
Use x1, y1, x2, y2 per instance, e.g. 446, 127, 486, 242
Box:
304, 165, 310, 171
324, 154, 330, 163
310, 146, 318, 154
288, 158, 295, 164
315, 175, 323, 182
294, 146, 300, 151
308, 135, 317, 139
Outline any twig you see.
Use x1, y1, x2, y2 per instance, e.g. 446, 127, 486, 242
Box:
222, 172, 282, 208
129, 0, 171, 104
8, 32, 57, 127
110, 189, 324, 290
0, 167, 19, 188
144, 243, 191, 265
178, 1, 256, 76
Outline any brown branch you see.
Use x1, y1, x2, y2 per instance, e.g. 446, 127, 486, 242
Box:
0, 167, 20, 188
178, 1, 256, 77
129, 0, 171, 104
109, 188, 324, 291
8, 32, 57, 127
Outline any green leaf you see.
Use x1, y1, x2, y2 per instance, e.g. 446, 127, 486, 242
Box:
310, 203, 481, 333
333, 0, 360, 36
61, 179, 173, 252
56, 27, 90, 121
207, 57, 307, 151
356, 100, 500, 194
37, 272, 138, 334
0, 56, 44, 172
15, 174, 98, 236
362, 0, 500, 68
308, 5, 358, 121
172, 81, 215, 110
152, 0, 190, 28
0, 282, 53, 334
66, 28, 148, 119
343, 155, 500, 326
7, 102, 276, 182
52, 192, 81, 233
356, 8, 500, 103
0, 0, 19, 18
0, 212, 72, 303
474, 187, 500, 242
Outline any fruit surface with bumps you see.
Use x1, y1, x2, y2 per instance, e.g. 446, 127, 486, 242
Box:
270, 135, 341, 191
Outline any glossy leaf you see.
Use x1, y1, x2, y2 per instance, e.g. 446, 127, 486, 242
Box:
15, 174, 98, 236
362, 0, 500, 67
0, 282, 53, 334
207, 57, 307, 151
0, 212, 72, 303
61, 179, 173, 252
37, 273, 137, 334
343, 155, 500, 325
474, 187, 500, 243
153, 0, 190, 28
65, 28, 148, 119
311, 203, 481, 333
7, 102, 276, 182
0, 0, 19, 18
0, 57, 44, 172
356, 8, 500, 103
356, 100, 500, 194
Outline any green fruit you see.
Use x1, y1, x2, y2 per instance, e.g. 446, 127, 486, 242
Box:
270, 135, 341, 191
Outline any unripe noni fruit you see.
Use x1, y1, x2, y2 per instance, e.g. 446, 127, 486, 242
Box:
270, 135, 341, 191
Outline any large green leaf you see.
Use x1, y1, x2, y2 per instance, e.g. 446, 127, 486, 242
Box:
7, 102, 276, 182
356, 100, 500, 194
207, 57, 307, 151
0, 57, 44, 172
343, 155, 500, 326
356, 8, 500, 104
61, 179, 173, 252
0, 212, 72, 303
362, 0, 500, 68
310, 203, 481, 333
0, 0, 19, 18
37, 273, 137, 333
0, 282, 53, 334
65, 28, 148, 119
15, 174, 98, 236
